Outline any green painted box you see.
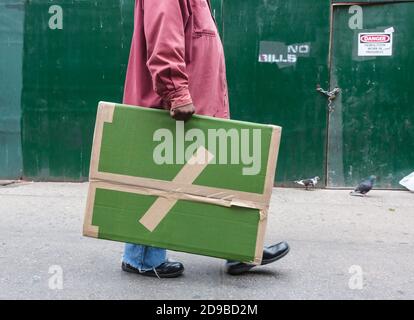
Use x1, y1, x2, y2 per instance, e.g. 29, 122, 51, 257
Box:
83, 102, 282, 264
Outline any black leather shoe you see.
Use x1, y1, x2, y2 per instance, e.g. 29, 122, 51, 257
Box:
262, 241, 290, 264
122, 261, 184, 278
226, 242, 290, 276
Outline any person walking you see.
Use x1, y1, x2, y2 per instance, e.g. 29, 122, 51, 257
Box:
122, 0, 290, 278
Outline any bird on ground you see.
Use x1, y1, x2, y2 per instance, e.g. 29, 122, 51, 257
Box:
350, 175, 376, 197
294, 176, 320, 190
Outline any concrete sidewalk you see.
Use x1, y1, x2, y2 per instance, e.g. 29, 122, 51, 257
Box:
0, 182, 413, 300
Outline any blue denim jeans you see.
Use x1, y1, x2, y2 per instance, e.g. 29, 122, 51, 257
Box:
123, 244, 166, 271
123, 244, 237, 270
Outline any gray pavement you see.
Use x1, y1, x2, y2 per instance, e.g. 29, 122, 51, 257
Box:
0, 182, 413, 300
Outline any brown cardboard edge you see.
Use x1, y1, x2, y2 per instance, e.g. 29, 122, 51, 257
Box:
89, 102, 116, 179
252, 126, 282, 265
253, 209, 268, 265
84, 102, 115, 238
82, 182, 99, 238
264, 126, 282, 203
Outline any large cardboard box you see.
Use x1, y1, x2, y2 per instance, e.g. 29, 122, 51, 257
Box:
83, 102, 282, 264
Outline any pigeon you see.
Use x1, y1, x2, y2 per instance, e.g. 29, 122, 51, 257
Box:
350, 175, 376, 197
294, 176, 320, 190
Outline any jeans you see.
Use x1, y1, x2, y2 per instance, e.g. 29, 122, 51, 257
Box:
123, 244, 166, 271
123, 244, 236, 270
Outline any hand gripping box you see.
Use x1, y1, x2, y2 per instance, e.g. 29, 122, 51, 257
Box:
83, 102, 282, 264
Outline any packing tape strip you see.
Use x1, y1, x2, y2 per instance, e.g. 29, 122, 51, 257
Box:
140, 146, 214, 231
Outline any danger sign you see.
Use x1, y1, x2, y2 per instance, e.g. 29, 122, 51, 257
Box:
358, 32, 393, 56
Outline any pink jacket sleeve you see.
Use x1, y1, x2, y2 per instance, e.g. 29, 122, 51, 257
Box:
143, 0, 193, 110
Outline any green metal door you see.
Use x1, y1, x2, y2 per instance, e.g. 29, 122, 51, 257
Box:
221, 0, 331, 186
210, 0, 223, 36
328, 2, 414, 188
0, 0, 24, 179
20, 0, 134, 181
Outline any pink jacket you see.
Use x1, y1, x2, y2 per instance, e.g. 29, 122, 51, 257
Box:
123, 0, 229, 119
